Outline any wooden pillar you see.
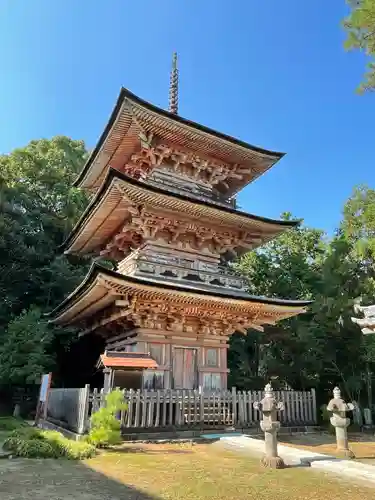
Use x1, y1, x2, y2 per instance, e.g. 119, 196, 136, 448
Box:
164, 343, 172, 389
198, 346, 205, 389
222, 372, 228, 389
103, 368, 113, 394
221, 348, 228, 389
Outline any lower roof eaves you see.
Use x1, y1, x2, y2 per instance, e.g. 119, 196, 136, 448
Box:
47, 263, 312, 327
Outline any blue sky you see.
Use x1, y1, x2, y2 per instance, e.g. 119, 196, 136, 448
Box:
0, 0, 373, 234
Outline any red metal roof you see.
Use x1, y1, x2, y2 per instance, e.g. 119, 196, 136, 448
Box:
100, 353, 158, 369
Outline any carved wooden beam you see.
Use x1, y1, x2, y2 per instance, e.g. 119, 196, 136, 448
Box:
79, 308, 132, 337
122, 138, 247, 190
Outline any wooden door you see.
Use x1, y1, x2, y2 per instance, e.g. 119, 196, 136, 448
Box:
183, 348, 197, 389
172, 348, 197, 389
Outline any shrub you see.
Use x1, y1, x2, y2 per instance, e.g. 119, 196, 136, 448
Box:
0, 417, 28, 431
10, 427, 44, 440
3, 437, 22, 451
62, 439, 96, 459
88, 389, 127, 448
41, 430, 96, 459
13, 439, 59, 459
3, 427, 96, 459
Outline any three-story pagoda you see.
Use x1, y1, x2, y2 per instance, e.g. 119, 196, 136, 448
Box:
50, 54, 311, 391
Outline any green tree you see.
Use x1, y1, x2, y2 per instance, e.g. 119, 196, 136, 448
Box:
0, 136, 88, 237
231, 207, 375, 402
232, 214, 326, 390
343, 0, 375, 92
341, 185, 375, 261
228, 331, 266, 389
0, 136, 89, 325
0, 136, 89, 390
0, 308, 53, 386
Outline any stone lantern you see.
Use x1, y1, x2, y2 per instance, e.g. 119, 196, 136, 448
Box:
351, 302, 375, 335
253, 382, 285, 469
351, 302, 374, 414
327, 387, 355, 459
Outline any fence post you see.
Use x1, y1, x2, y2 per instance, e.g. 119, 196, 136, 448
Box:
92, 388, 98, 413
238, 392, 244, 425
103, 368, 112, 395
78, 384, 90, 435
283, 391, 291, 424
200, 387, 204, 424
311, 388, 317, 425
231, 387, 237, 426
99, 388, 105, 409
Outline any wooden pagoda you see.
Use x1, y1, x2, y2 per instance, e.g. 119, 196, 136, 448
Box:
50, 54, 311, 391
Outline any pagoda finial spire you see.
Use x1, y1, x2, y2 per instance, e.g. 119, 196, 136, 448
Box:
168, 52, 179, 114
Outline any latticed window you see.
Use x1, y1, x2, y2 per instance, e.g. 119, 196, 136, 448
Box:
148, 343, 164, 365
205, 348, 218, 367
143, 370, 164, 390
202, 373, 221, 390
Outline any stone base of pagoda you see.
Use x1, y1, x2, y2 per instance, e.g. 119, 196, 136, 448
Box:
103, 327, 229, 390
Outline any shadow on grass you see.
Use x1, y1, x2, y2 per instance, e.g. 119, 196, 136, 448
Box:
80, 461, 163, 499
0, 457, 163, 500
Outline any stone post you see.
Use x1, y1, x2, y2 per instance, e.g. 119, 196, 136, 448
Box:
253, 382, 285, 469
327, 387, 355, 459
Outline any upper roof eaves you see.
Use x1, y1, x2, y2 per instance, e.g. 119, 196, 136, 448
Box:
74, 87, 285, 190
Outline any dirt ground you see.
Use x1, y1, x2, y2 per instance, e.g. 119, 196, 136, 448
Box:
280, 432, 375, 465
0, 443, 375, 500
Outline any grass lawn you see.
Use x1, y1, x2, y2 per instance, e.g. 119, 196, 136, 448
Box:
0, 442, 375, 499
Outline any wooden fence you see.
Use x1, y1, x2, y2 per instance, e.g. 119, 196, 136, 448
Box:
46, 385, 90, 434
115, 388, 316, 429
46, 387, 317, 434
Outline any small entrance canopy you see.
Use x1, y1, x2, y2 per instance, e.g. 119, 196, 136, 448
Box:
97, 351, 159, 392
98, 351, 158, 370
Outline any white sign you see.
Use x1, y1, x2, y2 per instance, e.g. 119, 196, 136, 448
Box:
39, 374, 50, 403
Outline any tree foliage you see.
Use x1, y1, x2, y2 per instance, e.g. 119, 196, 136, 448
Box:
343, 0, 375, 92
342, 185, 375, 260
0, 308, 54, 386
231, 196, 375, 404
2, 134, 375, 411
0, 136, 89, 389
